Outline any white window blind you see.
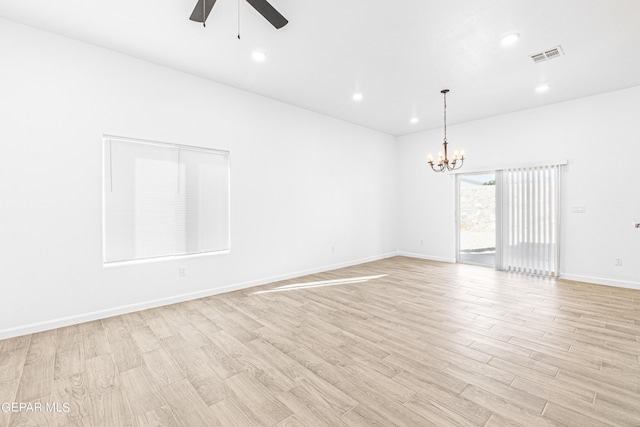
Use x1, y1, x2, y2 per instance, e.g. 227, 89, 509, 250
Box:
496, 165, 562, 276
104, 136, 229, 264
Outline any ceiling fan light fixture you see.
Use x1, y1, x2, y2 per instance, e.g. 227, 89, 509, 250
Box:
501, 33, 520, 46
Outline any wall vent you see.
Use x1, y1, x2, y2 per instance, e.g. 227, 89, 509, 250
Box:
530, 46, 564, 63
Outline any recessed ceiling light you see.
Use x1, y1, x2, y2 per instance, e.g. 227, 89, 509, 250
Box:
352, 92, 363, 101
410, 117, 419, 124
252, 51, 267, 62
501, 33, 520, 46
536, 84, 550, 93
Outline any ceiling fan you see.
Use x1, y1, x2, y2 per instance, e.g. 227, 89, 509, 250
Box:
190, 0, 288, 29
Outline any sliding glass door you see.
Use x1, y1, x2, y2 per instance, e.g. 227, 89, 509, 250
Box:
457, 165, 562, 277
457, 173, 496, 267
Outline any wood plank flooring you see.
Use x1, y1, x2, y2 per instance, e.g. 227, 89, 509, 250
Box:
1, 256, 640, 426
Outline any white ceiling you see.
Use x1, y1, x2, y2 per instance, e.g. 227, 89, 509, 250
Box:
1, 0, 640, 136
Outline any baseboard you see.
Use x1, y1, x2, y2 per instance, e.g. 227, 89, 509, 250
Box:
560, 274, 640, 291
0, 251, 399, 340
398, 251, 456, 263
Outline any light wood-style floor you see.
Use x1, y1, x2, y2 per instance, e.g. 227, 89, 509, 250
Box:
1, 256, 640, 427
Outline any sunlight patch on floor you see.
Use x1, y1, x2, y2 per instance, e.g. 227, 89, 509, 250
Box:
250, 274, 388, 295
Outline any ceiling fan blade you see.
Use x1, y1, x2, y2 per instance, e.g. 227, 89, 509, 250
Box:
245, 0, 288, 29
190, 0, 218, 23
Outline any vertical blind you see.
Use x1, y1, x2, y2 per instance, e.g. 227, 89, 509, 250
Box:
104, 136, 230, 263
496, 164, 562, 276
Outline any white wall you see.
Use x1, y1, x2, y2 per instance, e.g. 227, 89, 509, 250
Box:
0, 19, 398, 338
398, 86, 640, 288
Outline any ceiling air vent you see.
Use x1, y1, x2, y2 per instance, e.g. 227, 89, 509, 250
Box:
530, 45, 564, 63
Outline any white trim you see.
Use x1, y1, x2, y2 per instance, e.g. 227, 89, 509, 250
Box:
103, 134, 230, 155
398, 252, 456, 263
452, 160, 568, 175
0, 252, 398, 340
103, 249, 230, 267
454, 174, 460, 263
560, 274, 640, 291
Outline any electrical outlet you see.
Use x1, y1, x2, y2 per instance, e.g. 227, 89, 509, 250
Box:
615, 258, 623, 267
179, 267, 187, 277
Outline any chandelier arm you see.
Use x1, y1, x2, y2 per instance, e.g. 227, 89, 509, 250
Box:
450, 159, 464, 171
435, 162, 444, 172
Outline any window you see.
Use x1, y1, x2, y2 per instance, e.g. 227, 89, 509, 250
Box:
103, 136, 230, 264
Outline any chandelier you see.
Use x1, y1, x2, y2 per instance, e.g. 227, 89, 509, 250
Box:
428, 89, 465, 172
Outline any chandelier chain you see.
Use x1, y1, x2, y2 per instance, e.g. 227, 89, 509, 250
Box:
443, 90, 447, 142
